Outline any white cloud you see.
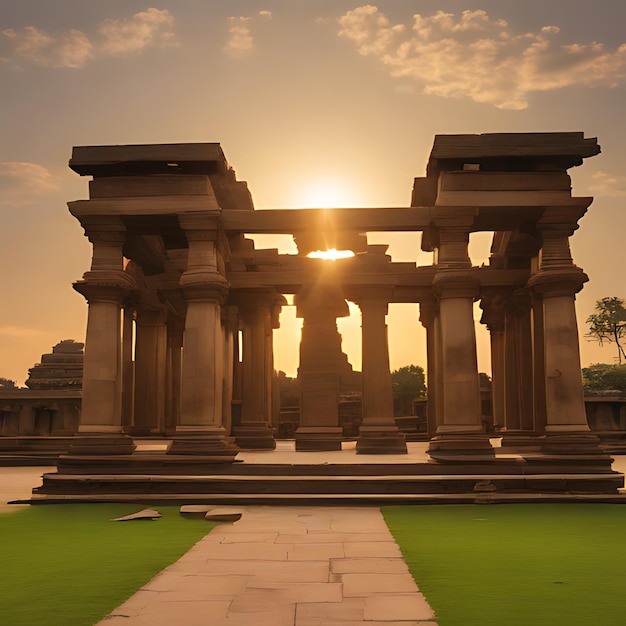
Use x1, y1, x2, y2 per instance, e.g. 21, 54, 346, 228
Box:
2, 25, 93, 68
0, 162, 59, 205
588, 171, 626, 198
99, 8, 177, 55
225, 16, 254, 56
337, 6, 626, 109
224, 10, 272, 57
2, 8, 177, 69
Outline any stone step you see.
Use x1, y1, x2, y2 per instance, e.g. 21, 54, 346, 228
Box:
34, 471, 624, 497
20, 491, 626, 506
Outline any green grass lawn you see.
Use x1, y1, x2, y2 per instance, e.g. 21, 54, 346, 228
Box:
383, 504, 626, 626
0, 504, 217, 626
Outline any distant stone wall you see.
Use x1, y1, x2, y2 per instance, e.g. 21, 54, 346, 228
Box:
0, 390, 81, 436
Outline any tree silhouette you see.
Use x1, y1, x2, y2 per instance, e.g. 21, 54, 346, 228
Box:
586, 297, 626, 364
582, 363, 626, 392
391, 365, 427, 415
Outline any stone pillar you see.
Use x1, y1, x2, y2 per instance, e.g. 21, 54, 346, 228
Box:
295, 280, 349, 451
500, 290, 537, 448
121, 305, 135, 433
221, 306, 238, 438
419, 297, 441, 439
233, 291, 277, 449
531, 293, 547, 434
132, 308, 167, 435
70, 219, 136, 454
168, 213, 237, 458
165, 317, 183, 436
268, 299, 282, 429
231, 318, 243, 428
356, 293, 407, 454
427, 214, 494, 459
479, 290, 506, 432
419, 297, 440, 438
528, 208, 604, 455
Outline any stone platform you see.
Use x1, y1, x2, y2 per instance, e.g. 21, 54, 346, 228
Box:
21, 440, 626, 505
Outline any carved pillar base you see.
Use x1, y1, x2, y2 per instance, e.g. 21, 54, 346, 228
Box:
356, 426, 407, 454
499, 430, 543, 451
428, 433, 495, 462
168, 428, 239, 458
68, 433, 136, 455
541, 432, 606, 456
232, 421, 276, 450
295, 427, 343, 451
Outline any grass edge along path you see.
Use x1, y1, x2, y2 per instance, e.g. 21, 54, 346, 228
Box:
382, 504, 626, 626
0, 504, 218, 626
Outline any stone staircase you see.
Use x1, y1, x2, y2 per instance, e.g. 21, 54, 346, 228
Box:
28, 453, 626, 505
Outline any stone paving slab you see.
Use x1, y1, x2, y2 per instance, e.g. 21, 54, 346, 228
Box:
99, 505, 437, 625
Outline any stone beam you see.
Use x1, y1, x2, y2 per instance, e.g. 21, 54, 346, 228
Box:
221, 207, 434, 233
227, 264, 529, 295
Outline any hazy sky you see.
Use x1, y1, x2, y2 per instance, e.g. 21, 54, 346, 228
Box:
2, 1, 626, 384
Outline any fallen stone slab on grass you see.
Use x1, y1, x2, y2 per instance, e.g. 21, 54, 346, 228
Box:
111, 509, 162, 521
179, 505, 243, 522
205, 507, 243, 522
179, 505, 213, 518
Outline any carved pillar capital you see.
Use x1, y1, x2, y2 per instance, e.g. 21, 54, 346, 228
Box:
73, 271, 137, 304
536, 204, 589, 271
180, 280, 229, 303
430, 211, 475, 268
528, 266, 588, 298
432, 270, 480, 300
79, 216, 127, 272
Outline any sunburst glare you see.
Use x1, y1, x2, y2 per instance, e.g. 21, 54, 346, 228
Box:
307, 248, 356, 261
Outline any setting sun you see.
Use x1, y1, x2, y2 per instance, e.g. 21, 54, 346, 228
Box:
307, 248, 356, 261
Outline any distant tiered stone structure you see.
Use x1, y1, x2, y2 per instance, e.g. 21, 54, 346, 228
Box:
27, 132, 625, 499
0, 340, 82, 458
25, 340, 84, 390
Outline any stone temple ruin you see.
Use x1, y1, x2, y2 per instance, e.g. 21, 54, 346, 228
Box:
31, 132, 626, 501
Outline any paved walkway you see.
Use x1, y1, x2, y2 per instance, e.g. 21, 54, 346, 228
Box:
99, 505, 437, 626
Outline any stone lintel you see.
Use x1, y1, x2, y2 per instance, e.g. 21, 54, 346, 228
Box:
222, 207, 434, 234
231, 288, 285, 310
69, 197, 221, 218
